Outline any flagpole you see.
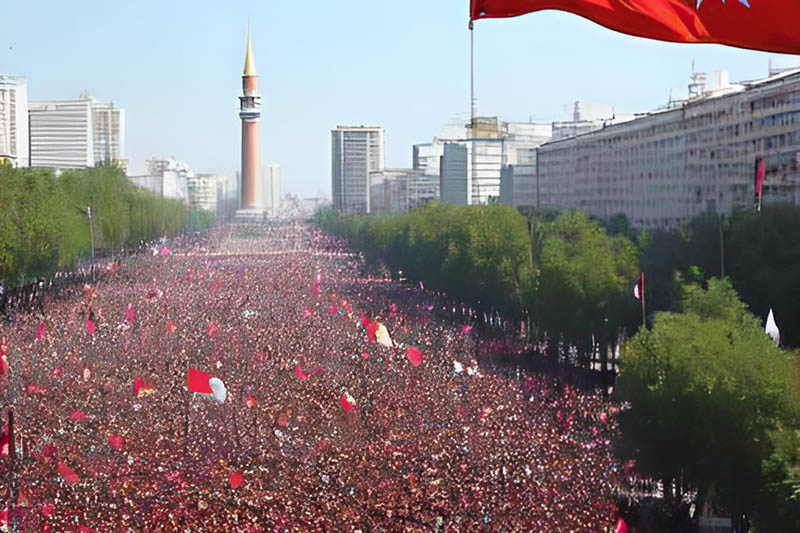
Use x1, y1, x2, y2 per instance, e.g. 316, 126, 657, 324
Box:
470, 18, 476, 204
8, 409, 18, 533
640, 272, 646, 328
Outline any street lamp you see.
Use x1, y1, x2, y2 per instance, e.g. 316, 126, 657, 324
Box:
75, 206, 96, 281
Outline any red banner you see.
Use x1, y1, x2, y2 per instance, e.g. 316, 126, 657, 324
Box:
470, 0, 800, 55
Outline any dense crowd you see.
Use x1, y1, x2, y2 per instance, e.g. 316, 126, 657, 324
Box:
1, 223, 623, 531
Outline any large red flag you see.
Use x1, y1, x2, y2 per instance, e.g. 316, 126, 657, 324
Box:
470, 0, 800, 55
188, 367, 214, 394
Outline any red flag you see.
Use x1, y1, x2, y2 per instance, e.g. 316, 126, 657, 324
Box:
406, 347, 423, 367
294, 365, 310, 381
188, 367, 214, 394
125, 303, 135, 323
633, 272, 644, 301
341, 392, 356, 412
108, 433, 124, 451
58, 461, 80, 484
470, 0, 800, 55
755, 157, 765, 207
134, 377, 155, 398
229, 471, 244, 489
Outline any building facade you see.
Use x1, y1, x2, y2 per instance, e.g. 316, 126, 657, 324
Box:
0, 76, 29, 167
29, 96, 125, 169
331, 126, 385, 214
369, 169, 439, 214
536, 69, 800, 229
127, 158, 191, 202
433, 117, 552, 206
187, 173, 222, 211
260, 164, 282, 215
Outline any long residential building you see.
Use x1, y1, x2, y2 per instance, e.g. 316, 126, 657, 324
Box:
535, 69, 800, 229
0, 76, 29, 167
331, 126, 384, 214
29, 95, 125, 169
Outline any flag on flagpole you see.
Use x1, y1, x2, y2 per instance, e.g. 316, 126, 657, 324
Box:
755, 158, 765, 211
188, 368, 214, 394
469, 0, 800, 55
633, 272, 644, 301
188, 368, 228, 403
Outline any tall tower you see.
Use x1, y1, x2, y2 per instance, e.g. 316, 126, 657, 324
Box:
239, 26, 261, 210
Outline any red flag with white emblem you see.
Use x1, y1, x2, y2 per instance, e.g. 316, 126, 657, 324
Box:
470, 0, 800, 55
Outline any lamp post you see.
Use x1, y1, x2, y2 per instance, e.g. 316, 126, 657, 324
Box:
76, 206, 96, 281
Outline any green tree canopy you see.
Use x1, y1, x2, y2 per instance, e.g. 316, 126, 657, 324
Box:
617, 278, 797, 526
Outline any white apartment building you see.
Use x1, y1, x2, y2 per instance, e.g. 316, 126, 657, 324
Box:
331, 126, 384, 214
128, 158, 191, 202
187, 173, 222, 211
369, 169, 439, 214
536, 69, 800, 229
0, 76, 29, 167
29, 95, 125, 169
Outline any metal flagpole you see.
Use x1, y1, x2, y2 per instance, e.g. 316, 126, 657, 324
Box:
470, 18, 476, 204
640, 272, 646, 328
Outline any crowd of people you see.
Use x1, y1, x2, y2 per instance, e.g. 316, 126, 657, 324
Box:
1, 223, 624, 531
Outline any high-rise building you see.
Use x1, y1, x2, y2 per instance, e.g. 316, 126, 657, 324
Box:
239, 27, 262, 214
536, 68, 800, 229
29, 95, 125, 169
331, 126, 385, 214
429, 117, 551, 205
0, 76, 29, 167
92, 101, 125, 168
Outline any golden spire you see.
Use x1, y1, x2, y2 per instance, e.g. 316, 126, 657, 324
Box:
244, 21, 256, 76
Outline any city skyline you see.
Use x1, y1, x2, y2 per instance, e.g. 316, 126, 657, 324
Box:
3, 0, 798, 197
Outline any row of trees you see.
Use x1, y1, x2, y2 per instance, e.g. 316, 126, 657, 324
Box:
317, 203, 640, 367
0, 163, 215, 285
316, 203, 800, 531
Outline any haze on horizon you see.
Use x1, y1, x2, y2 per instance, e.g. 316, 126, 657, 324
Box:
3, 0, 798, 197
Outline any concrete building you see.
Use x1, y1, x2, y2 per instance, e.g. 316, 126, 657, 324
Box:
91, 102, 126, 169
29, 95, 125, 169
369, 169, 439, 214
438, 118, 552, 205
331, 126, 385, 213
260, 164, 282, 215
0, 76, 29, 167
536, 69, 800, 229
187, 173, 222, 211
238, 27, 263, 216
127, 158, 191, 202
216, 173, 240, 220
500, 147, 540, 208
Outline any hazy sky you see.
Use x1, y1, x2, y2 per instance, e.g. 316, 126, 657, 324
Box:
3, 1, 798, 197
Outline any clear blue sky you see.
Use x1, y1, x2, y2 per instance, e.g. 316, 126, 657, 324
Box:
3, 0, 798, 197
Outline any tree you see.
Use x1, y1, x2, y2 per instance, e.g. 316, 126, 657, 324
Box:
535, 210, 639, 365
617, 278, 796, 528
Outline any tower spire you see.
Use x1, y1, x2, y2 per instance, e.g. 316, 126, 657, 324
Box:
244, 21, 256, 76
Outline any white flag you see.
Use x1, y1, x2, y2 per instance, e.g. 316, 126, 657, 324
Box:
375, 323, 394, 348
765, 309, 780, 347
